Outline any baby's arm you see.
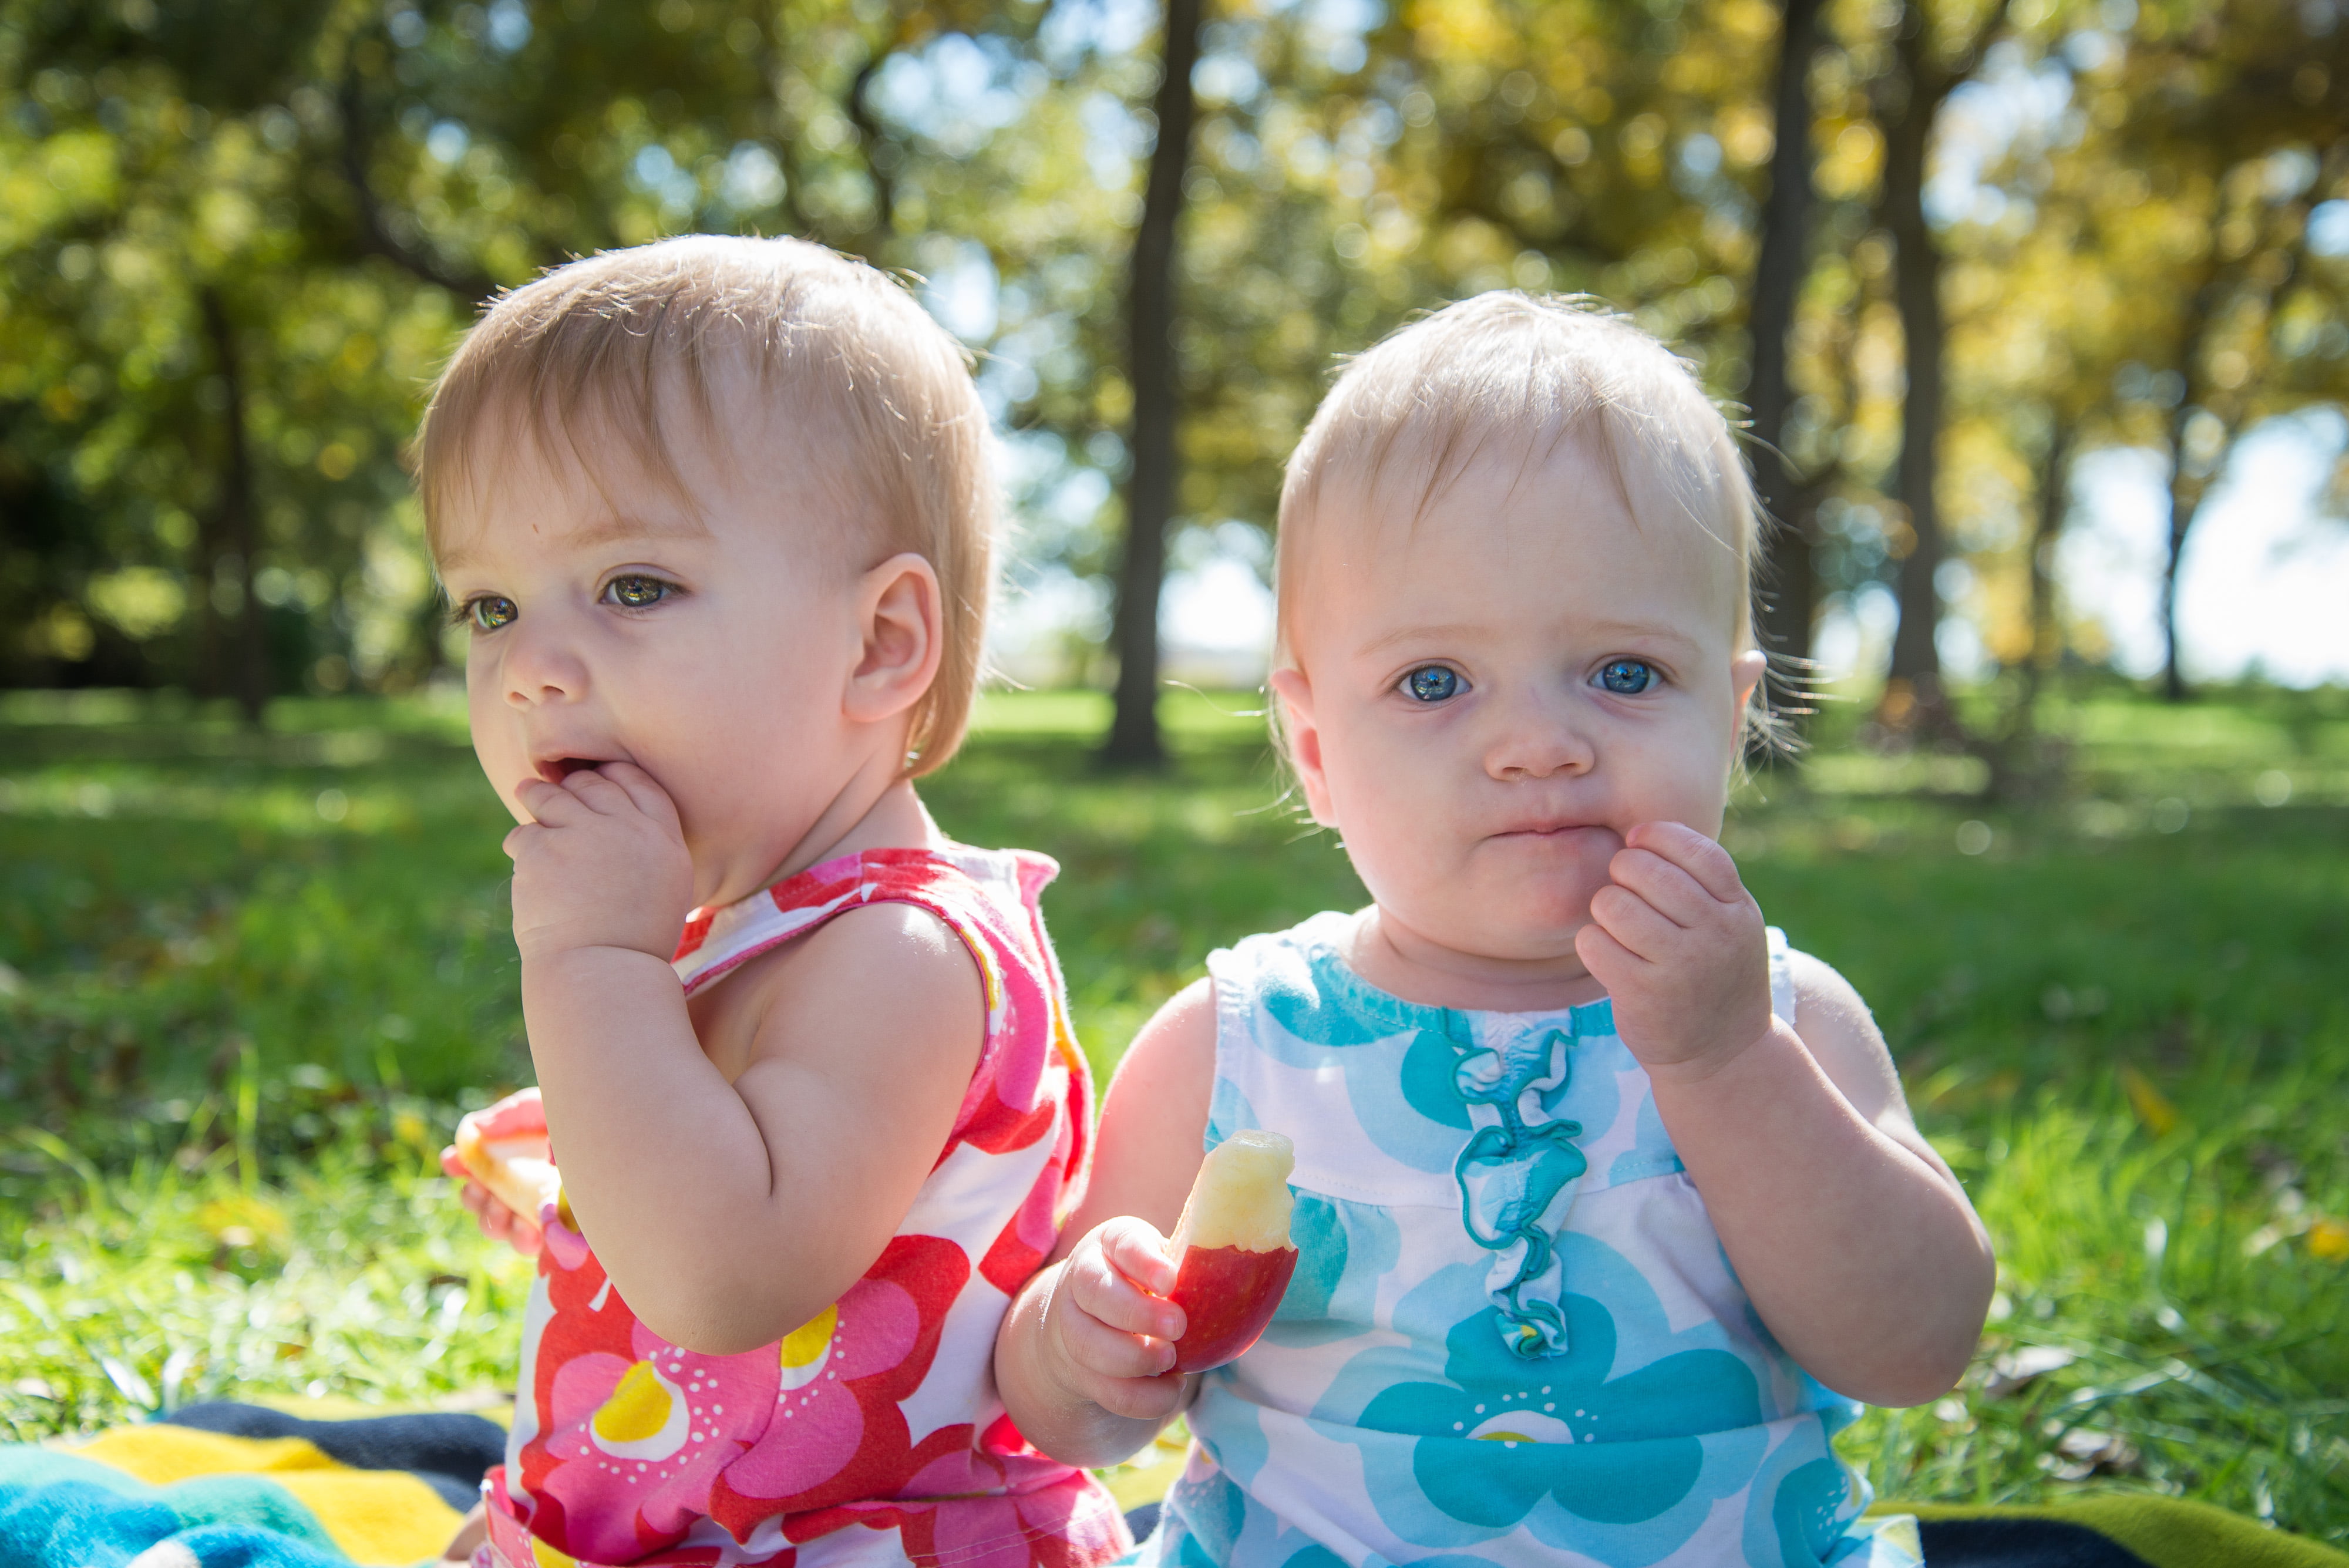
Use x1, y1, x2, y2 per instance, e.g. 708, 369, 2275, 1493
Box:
508, 763, 981, 1355
1578, 822, 1995, 1407
994, 978, 1214, 1467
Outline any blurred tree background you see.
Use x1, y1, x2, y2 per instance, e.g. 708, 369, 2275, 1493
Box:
2, 0, 2346, 745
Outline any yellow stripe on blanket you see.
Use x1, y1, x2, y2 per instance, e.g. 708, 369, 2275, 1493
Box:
65, 1424, 467, 1566
72, 1425, 346, 1480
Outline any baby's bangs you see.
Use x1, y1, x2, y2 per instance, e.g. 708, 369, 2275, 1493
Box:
423, 287, 797, 540
1285, 293, 1756, 590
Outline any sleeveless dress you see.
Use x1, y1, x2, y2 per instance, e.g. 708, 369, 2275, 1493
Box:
481, 846, 1131, 1568
1141, 913, 1924, 1568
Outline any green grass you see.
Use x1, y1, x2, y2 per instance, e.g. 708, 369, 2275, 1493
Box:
1, 682, 2344, 1545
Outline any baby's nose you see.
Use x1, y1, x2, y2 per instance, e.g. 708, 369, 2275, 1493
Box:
501, 627, 589, 708
1486, 708, 1596, 780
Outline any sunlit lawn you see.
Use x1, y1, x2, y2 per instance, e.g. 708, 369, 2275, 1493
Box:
2, 681, 2345, 1545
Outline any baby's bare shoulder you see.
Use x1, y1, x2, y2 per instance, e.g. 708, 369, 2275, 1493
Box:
718, 900, 984, 1076
1785, 950, 1913, 1128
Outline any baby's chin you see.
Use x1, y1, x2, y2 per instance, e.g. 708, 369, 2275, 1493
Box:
1384, 884, 1604, 968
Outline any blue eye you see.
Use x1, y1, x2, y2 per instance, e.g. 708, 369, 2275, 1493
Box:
467, 595, 517, 632
1404, 665, 1460, 703
1598, 659, 1654, 695
605, 576, 671, 608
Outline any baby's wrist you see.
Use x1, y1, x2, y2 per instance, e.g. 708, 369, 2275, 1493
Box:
518, 937, 680, 982
1641, 1011, 1786, 1090
514, 913, 681, 965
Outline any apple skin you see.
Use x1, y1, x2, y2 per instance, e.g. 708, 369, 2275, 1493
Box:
1170, 1243, 1300, 1372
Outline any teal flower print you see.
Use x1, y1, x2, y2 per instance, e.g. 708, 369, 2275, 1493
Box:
1356, 1300, 1761, 1533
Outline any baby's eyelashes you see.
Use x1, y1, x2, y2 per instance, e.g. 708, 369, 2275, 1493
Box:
454, 593, 519, 632
601, 574, 678, 609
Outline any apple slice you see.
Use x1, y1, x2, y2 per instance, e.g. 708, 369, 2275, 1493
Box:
1167, 1130, 1298, 1373
453, 1103, 561, 1224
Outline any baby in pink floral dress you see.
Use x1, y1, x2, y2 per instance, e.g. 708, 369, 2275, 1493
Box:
422, 236, 1128, 1568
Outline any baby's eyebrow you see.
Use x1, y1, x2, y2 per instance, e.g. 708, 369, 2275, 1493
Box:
436, 513, 708, 574
1574, 620, 1705, 656
1355, 621, 1483, 657
1354, 619, 1707, 659
555, 513, 711, 553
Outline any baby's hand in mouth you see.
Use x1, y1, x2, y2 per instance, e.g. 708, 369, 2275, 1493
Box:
505, 761, 694, 964
1572, 820, 1774, 1077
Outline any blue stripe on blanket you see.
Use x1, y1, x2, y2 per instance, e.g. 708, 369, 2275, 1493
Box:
0, 1446, 351, 1567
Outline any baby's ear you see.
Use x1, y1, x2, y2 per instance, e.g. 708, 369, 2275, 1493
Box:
1730, 649, 1768, 712
846, 552, 943, 725
1267, 668, 1337, 827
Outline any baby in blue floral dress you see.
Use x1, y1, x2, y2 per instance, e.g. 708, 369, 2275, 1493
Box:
995, 294, 1995, 1567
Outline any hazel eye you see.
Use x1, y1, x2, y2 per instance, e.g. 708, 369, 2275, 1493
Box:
1598, 658, 1654, 695
468, 595, 517, 632
1404, 665, 1460, 703
604, 576, 671, 609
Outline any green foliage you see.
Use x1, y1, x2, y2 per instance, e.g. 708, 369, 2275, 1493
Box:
7, 0, 2343, 704
2, 687, 2345, 1545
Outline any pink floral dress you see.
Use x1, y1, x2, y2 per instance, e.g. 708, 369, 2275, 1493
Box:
480, 846, 1129, 1568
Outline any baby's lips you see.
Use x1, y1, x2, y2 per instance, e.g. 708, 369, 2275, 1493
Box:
525, 756, 613, 787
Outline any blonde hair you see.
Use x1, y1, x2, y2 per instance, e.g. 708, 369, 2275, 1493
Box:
414, 234, 995, 775
1274, 292, 1773, 752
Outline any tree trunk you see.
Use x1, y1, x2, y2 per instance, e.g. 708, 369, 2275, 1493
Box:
1880, 16, 1944, 699
1985, 415, 2071, 803
2148, 151, 2331, 704
2017, 416, 2071, 732
200, 287, 268, 728
1102, 0, 1203, 768
1748, 0, 1823, 672
2158, 443, 2203, 704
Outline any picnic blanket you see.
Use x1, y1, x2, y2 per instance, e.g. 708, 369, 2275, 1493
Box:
0, 1401, 497, 1567
5, 1402, 2344, 1568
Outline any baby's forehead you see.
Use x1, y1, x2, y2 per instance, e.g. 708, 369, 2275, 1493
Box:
1313, 432, 1743, 590
428, 376, 859, 565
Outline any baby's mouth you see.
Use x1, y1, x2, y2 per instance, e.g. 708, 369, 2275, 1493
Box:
536, 757, 605, 785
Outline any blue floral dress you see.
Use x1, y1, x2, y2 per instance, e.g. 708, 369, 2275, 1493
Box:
1138, 913, 1923, 1568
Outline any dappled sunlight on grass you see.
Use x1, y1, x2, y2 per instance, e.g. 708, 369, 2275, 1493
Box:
1849, 1094, 2349, 1529
0, 1109, 529, 1442
1, 685, 2343, 1543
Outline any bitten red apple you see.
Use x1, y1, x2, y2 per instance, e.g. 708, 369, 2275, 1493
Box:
453, 1099, 562, 1224
1167, 1130, 1298, 1373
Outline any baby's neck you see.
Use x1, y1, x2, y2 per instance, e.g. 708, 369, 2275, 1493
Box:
1344, 906, 1610, 1014
701, 768, 945, 913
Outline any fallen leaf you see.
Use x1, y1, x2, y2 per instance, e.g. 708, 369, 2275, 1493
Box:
1984, 1344, 2078, 1398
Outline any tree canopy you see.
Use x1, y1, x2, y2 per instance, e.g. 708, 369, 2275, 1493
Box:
2, 0, 2344, 740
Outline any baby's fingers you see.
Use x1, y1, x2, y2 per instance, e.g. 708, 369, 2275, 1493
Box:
591, 761, 684, 836
455, 1179, 544, 1256
1090, 1365, 1190, 1422
1622, 821, 1746, 904
1056, 1286, 1179, 1382
1067, 1222, 1183, 1341
560, 766, 642, 816
1096, 1215, 1179, 1298
511, 778, 591, 827
493, 1207, 544, 1257
1574, 920, 1643, 987
1587, 881, 1677, 958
